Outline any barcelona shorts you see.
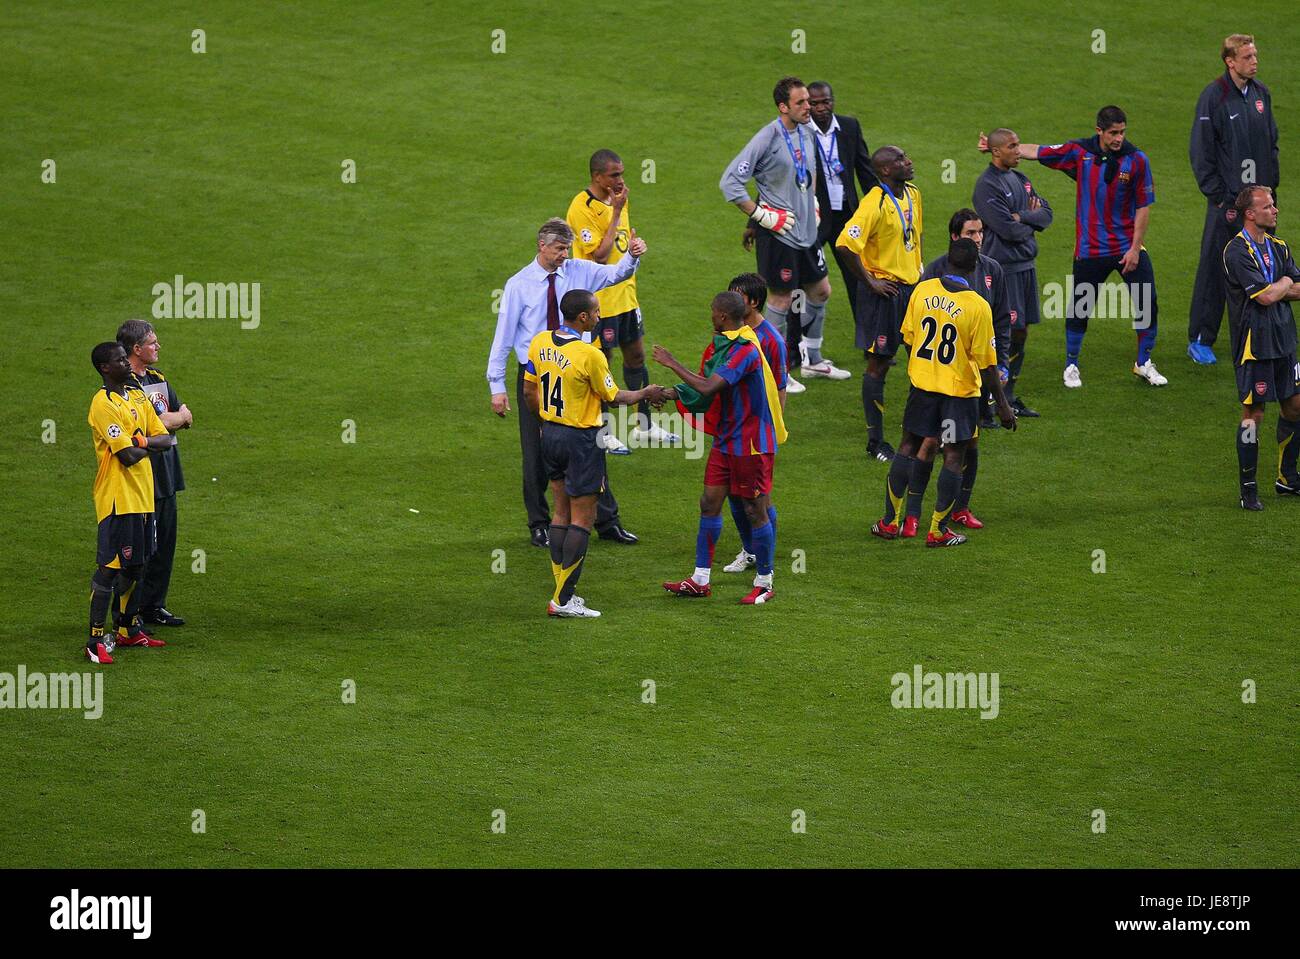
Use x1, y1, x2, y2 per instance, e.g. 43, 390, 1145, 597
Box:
703, 447, 774, 498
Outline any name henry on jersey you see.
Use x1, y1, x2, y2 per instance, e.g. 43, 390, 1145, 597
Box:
535, 346, 574, 370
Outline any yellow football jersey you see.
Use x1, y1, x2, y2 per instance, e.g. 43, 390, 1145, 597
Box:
566, 189, 638, 316
88, 384, 168, 521
524, 329, 620, 429
901, 277, 997, 398
836, 183, 923, 284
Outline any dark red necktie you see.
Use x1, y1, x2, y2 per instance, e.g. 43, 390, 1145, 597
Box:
546, 273, 559, 330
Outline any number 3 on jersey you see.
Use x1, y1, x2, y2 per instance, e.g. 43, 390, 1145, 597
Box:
915, 316, 958, 364
538, 371, 565, 416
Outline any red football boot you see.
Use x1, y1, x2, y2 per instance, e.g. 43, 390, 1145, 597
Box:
740, 585, 774, 605
900, 515, 919, 538
870, 519, 899, 540
85, 642, 114, 665
116, 633, 167, 647
951, 508, 984, 529
663, 578, 712, 597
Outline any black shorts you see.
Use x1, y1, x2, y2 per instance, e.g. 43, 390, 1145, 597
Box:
96, 511, 157, 569
597, 307, 644, 350
755, 229, 827, 291
855, 281, 915, 356
1003, 267, 1041, 330
1236, 355, 1300, 405
902, 386, 980, 442
541, 421, 608, 497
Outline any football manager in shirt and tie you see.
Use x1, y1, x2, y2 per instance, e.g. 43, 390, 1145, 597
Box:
488, 217, 647, 548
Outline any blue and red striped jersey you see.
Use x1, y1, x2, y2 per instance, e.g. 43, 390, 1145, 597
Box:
1038, 141, 1155, 259
698, 339, 778, 456
753, 319, 788, 390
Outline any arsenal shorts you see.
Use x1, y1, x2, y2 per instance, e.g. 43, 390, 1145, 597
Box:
902, 386, 981, 443
1003, 267, 1041, 330
597, 307, 645, 349
541, 421, 608, 497
703, 447, 774, 498
855, 281, 914, 356
755, 229, 827, 292
1236, 354, 1300, 405
96, 511, 157, 569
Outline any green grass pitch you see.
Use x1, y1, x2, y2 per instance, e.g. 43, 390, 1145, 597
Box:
1, 1, 1296, 867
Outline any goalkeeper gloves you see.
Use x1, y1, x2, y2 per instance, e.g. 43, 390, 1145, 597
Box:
752, 202, 796, 237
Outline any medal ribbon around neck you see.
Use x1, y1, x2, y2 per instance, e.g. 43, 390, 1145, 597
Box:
881, 180, 915, 250
1241, 229, 1275, 284
780, 123, 810, 191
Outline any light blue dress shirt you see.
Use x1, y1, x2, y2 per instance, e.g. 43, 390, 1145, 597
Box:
486, 255, 640, 395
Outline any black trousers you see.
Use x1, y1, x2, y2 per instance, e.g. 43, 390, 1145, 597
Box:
1188, 199, 1239, 348
821, 206, 861, 319
781, 207, 859, 367
516, 365, 619, 532
139, 493, 176, 611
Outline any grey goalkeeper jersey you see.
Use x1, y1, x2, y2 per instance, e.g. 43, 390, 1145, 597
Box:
720, 119, 819, 250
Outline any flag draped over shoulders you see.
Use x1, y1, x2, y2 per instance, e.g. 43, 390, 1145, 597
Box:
674, 325, 787, 444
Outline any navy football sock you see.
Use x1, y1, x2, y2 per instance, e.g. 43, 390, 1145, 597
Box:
863, 372, 886, 443
1278, 416, 1300, 481
956, 447, 979, 511
906, 456, 934, 519
1238, 421, 1259, 494
884, 453, 913, 524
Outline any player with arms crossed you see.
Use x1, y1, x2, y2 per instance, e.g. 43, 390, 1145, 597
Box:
85, 342, 177, 663
1222, 186, 1300, 510
982, 107, 1167, 388
653, 292, 787, 604
871, 239, 1015, 547
524, 291, 670, 617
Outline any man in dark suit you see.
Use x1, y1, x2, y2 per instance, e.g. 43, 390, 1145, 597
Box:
808, 81, 879, 323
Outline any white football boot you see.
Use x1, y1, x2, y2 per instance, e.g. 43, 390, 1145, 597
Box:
598, 431, 630, 454
801, 359, 852, 380
548, 597, 601, 618
1063, 364, 1083, 389
1133, 360, 1168, 386
631, 422, 681, 445
723, 550, 756, 573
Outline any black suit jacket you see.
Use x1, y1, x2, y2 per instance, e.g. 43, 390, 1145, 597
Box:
812, 113, 877, 242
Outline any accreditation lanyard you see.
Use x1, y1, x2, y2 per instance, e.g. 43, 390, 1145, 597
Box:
815, 128, 841, 175
780, 124, 810, 191
1241, 230, 1276, 283
881, 181, 915, 249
